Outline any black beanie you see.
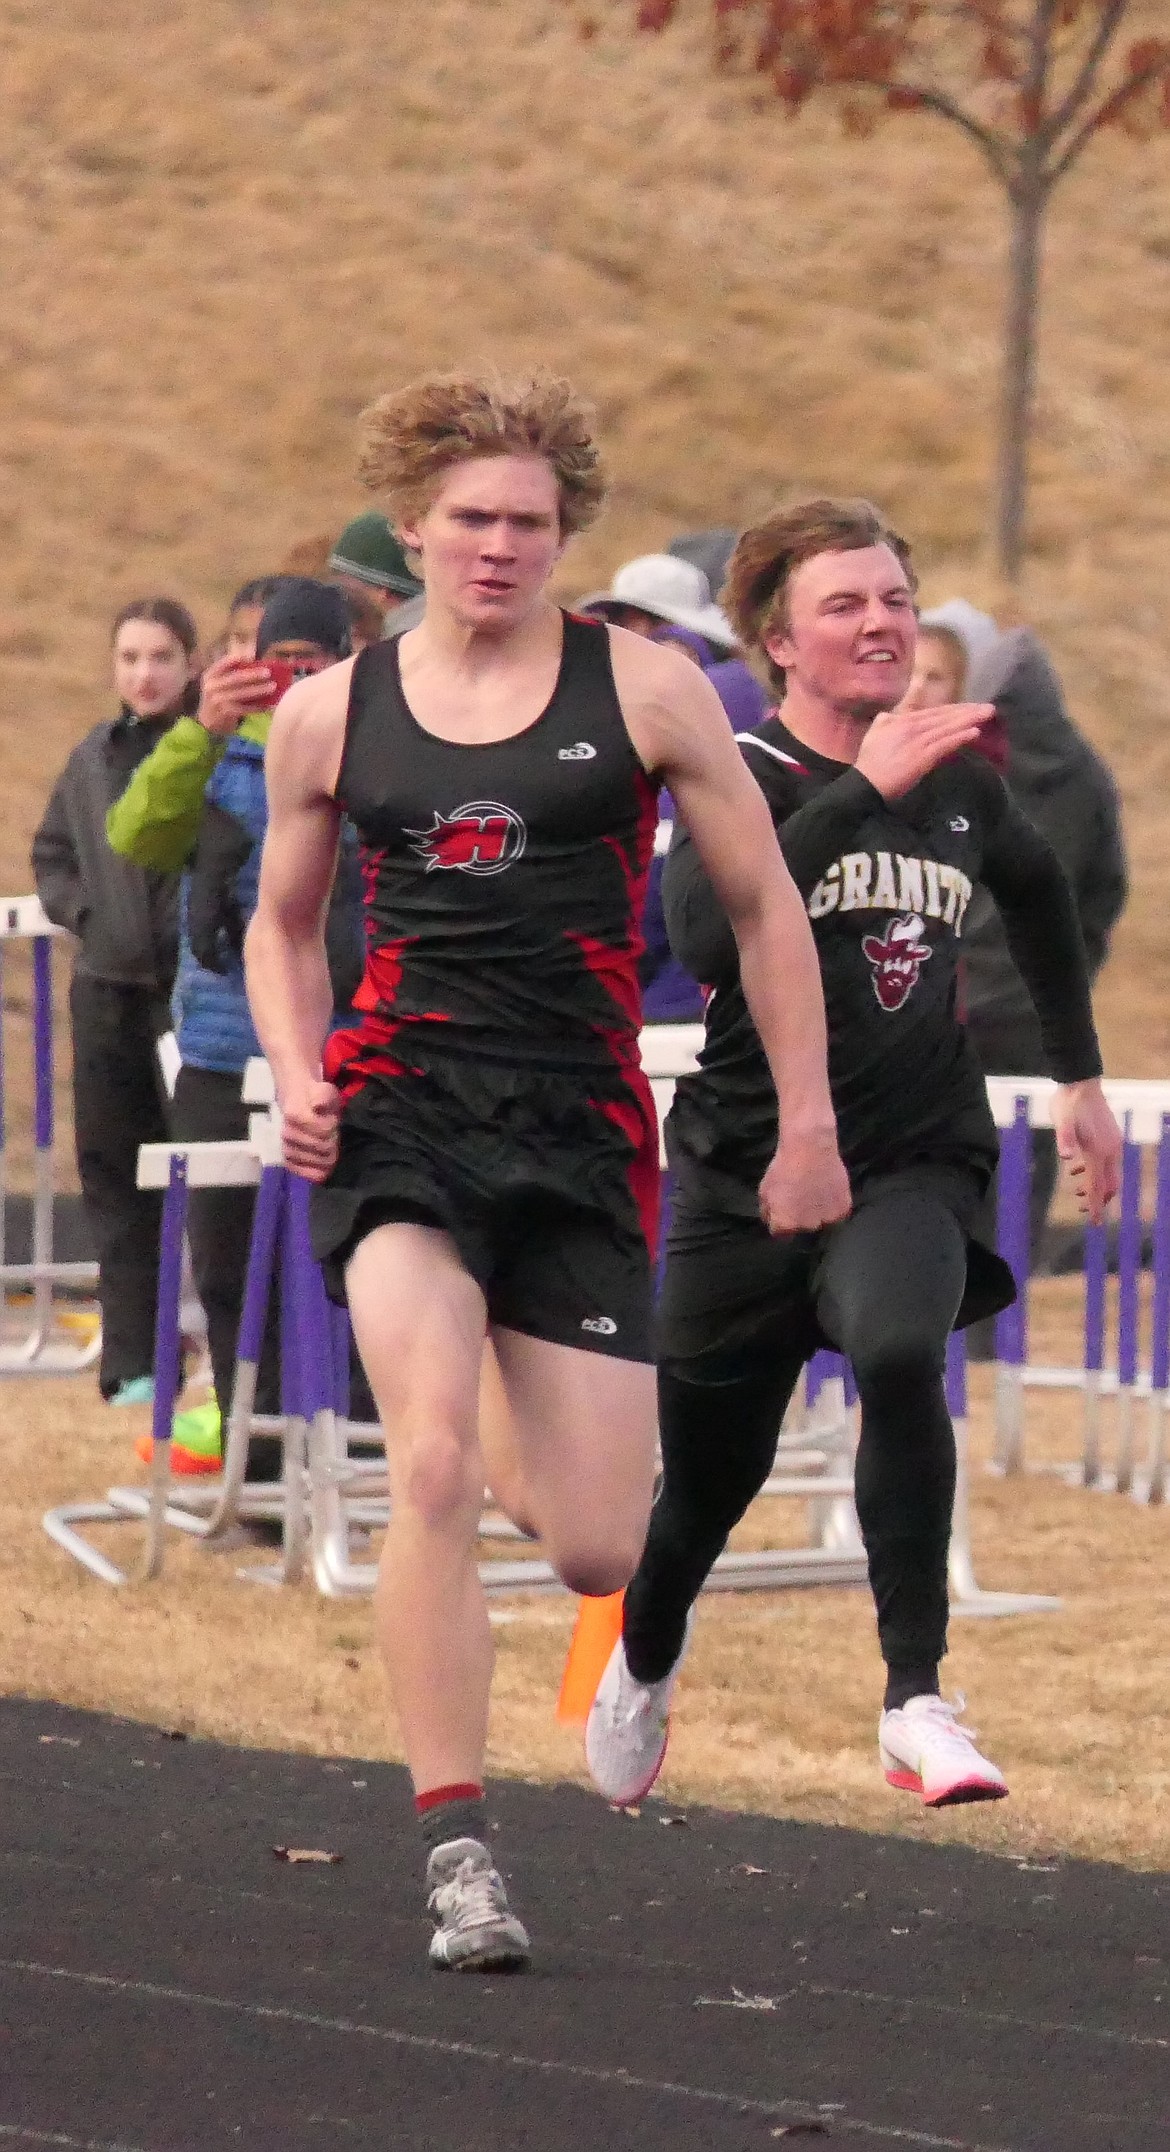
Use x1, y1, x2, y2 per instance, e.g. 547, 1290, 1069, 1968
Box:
255, 577, 352, 659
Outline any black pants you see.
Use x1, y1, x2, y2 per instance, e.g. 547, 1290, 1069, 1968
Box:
170, 1063, 283, 1475
624, 1187, 969, 1686
70, 975, 170, 1398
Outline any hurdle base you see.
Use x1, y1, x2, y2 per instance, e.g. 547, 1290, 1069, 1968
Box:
1, 1334, 102, 1378
466, 1547, 873, 1600
41, 1502, 135, 1587
951, 1589, 1062, 1618
43, 1472, 293, 1586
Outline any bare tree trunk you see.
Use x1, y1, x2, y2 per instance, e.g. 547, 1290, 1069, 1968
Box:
995, 169, 1047, 583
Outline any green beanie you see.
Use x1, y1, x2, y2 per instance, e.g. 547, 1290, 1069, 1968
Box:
329, 512, 423, 598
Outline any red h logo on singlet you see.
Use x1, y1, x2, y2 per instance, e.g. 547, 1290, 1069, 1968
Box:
406, 801, 528, 876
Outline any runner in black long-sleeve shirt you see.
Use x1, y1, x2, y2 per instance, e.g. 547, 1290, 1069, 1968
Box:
586, 497, 1122, 1811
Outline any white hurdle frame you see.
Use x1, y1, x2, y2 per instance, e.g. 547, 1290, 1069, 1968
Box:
243, 1043, 872, 1598
986, 1076, 1170, 1503
42, 1034, 1057, 1613
0, 896, 99, 1375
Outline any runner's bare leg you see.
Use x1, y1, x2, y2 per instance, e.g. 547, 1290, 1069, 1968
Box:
486, 1329, 656, 1594
347, 1227, 657, 1793
345, 1223, 493, 1793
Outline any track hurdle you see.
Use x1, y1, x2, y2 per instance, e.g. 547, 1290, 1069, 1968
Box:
0, 896, 99, 1374
41, 1133, 279, 1584
292, 1034, 1052, 1610
239, 1043, 874, 1599
44, 1035, 1058, 1614
987, 1077, 1170, 1502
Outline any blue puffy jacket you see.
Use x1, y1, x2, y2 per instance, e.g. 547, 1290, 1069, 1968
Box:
172, 733, 269, 1074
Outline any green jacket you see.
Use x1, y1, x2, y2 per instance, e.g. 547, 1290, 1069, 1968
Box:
105, 712, 274, 869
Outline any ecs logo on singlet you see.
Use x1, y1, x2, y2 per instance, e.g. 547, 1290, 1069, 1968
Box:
861, 914, 932, 1012
406, 801, 527, 876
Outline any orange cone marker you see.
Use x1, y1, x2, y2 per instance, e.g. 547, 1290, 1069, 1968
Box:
556, 1589, 624, 1724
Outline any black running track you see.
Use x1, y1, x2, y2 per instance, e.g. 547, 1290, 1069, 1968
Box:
1, 1699, 1166, 2152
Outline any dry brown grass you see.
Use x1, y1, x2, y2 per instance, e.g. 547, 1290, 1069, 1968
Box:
1, 0, 1170, 1181
5, 1280, 1170, 1870
1, 4, 1169, 1864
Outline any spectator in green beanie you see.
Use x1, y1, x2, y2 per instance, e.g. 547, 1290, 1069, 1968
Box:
328, 511, 423, 631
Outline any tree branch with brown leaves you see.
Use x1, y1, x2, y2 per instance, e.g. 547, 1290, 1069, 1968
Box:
628, 0, 1170, 577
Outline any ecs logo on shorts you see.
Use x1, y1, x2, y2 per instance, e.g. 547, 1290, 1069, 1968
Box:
406, 801, 527, 875
581, 1315, 618, 1336
861, 914, 932, 1012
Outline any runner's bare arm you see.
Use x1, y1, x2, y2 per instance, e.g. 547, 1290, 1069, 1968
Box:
612, 632, 849, 1233
243, 664, 352, 1181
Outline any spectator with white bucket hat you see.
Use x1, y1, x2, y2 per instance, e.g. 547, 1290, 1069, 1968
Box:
577, 552, 738, 649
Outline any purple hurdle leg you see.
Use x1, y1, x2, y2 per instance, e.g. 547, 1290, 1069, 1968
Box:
142, 1153, 189, 1579
214, 1162, 286, 1526
0, 942, 7, 1279
993, 1098, 1031, 1472
330, 1303, 352, 1420
235, 1165, 286, 1383
805, 1351, 850, 1443
1146, 1117, 1170, 1504
280, 1174, 336, 1417
274, 1172, 340, 1582
805, 1351, 829, 1410
1082, 1214, 1108, 1488
25, 937, 56, 1356
945, 1327, 967, 1420
1114, 1119, 1143, 1494
274, 1175, 313, 1579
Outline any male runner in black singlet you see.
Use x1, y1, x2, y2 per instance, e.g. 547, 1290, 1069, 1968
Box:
587, 497, 1122, 1813
244, 376, 850, 1970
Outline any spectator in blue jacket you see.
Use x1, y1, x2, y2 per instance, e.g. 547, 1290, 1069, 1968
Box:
107, 580, 360, 1474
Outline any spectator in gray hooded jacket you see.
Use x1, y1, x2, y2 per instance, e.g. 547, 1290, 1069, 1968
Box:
963, 626, 1127, 1264
962, 627, 1126, 1080
31, 597, 197, 1404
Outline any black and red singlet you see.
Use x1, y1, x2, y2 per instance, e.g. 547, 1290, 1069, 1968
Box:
324, 614, 659, 1096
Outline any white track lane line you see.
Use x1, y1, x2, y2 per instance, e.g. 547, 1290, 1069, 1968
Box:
0, 1956, 1019, 2152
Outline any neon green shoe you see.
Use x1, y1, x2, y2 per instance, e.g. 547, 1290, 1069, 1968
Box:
136, 1399, 222, 1476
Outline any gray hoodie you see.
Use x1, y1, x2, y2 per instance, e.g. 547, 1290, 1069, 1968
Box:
961, 627, 1126, 1075
32, 712, 181, 989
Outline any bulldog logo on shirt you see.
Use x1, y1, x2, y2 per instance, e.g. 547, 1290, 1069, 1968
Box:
861, 913, 932, 1012
406, 801, 527, 875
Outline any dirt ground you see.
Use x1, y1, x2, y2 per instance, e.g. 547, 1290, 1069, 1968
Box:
5, 1276, 1169, 1872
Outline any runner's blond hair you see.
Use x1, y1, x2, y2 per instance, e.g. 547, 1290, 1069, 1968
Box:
359, 372, 607, 537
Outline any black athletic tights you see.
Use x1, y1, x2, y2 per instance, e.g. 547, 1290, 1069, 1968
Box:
623, 1191, 968, 1692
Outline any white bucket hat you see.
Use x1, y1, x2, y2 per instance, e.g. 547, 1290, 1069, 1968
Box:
576, 553, 738, 651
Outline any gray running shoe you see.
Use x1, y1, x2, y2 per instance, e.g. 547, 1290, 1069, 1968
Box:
426, 1837, 530, 1972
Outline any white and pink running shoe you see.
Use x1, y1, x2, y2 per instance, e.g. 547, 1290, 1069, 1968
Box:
585, 1629, 690, 1806
879, 1693, 1008, 1807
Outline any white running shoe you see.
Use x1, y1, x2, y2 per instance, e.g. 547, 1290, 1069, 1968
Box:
879, 1693, 1008, 1807
426, 1838, 530, 1972
585, 1626, 690, 1806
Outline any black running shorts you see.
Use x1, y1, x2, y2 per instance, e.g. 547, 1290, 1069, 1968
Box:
310, 1059, 658, 1363
658, 1162, 1014, 1369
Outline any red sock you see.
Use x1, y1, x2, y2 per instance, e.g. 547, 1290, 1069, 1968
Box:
415, 1781, 487, 1853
